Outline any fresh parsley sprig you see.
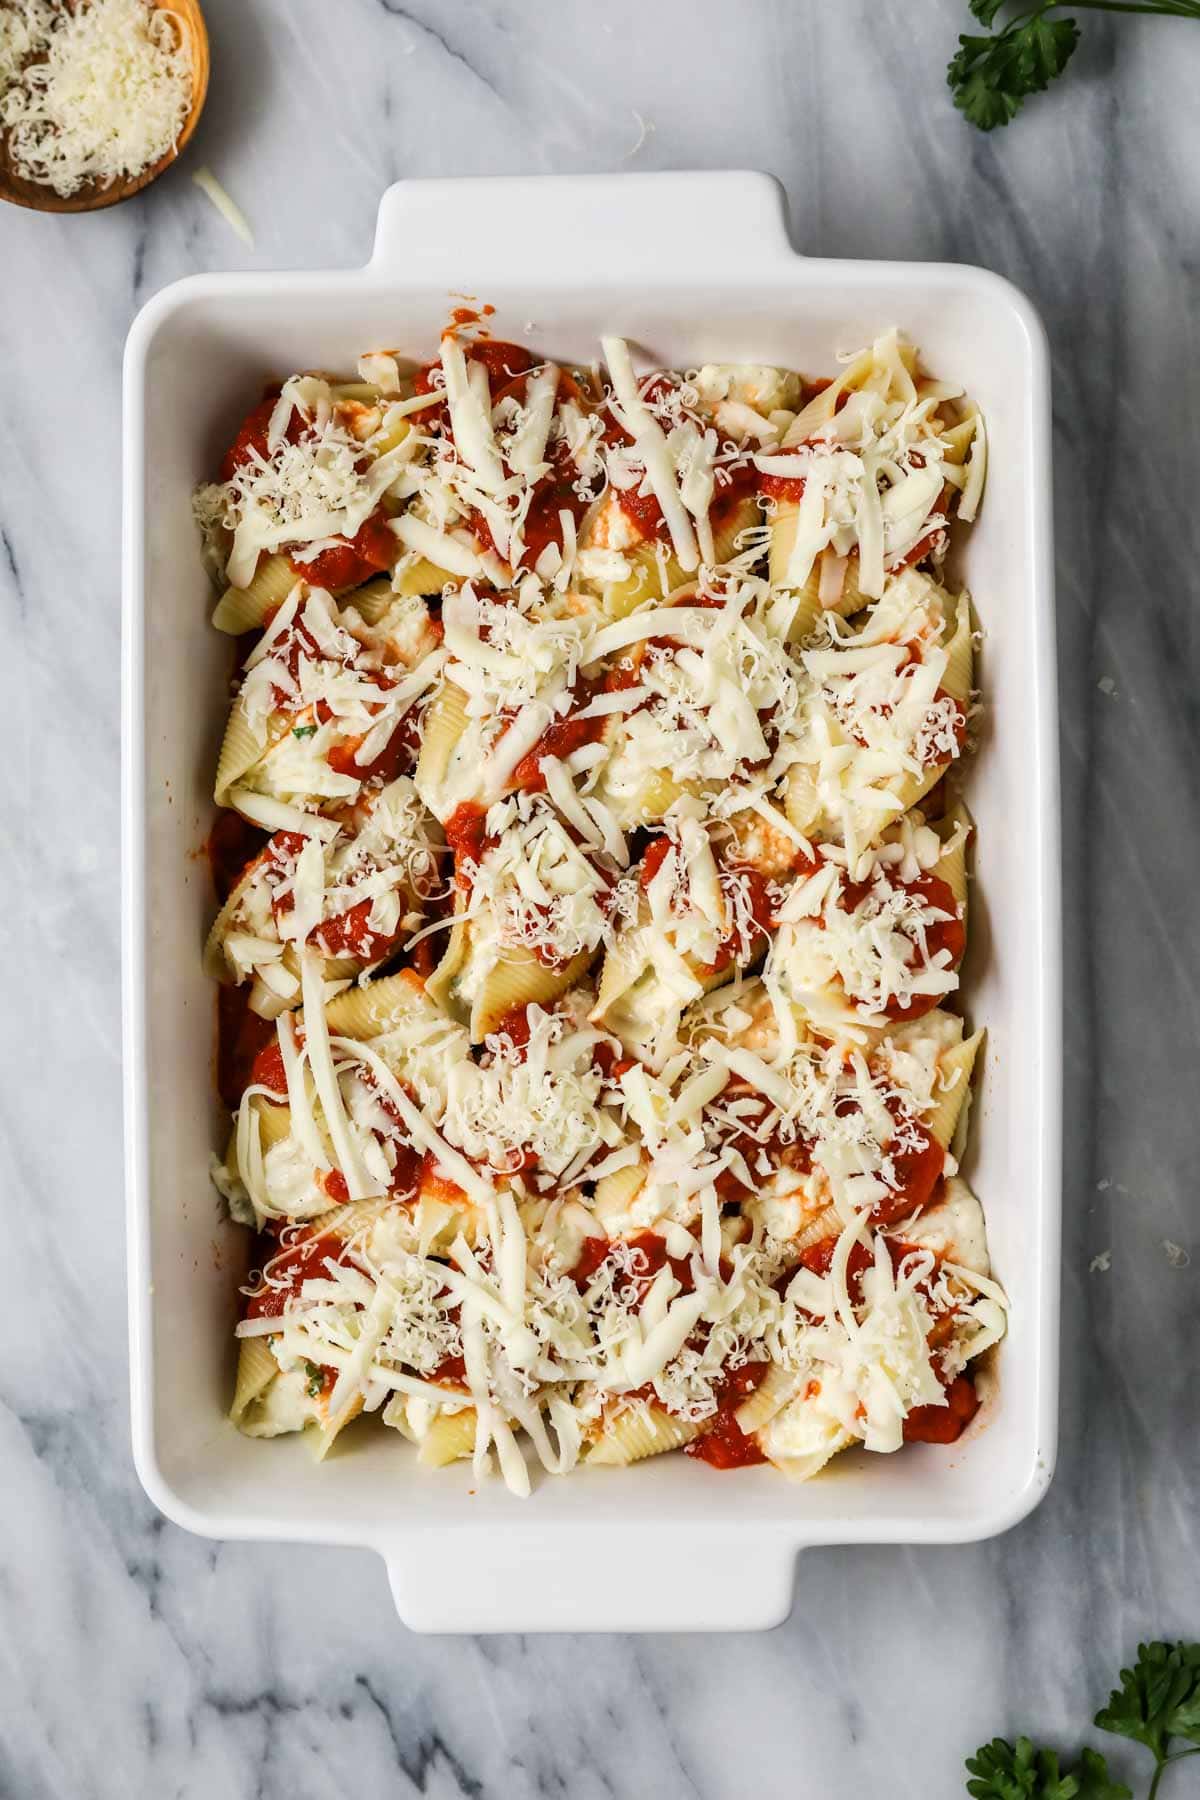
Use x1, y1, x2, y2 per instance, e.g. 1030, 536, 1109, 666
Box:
949, 0, 1200, 130
1095, 1644, 1200, 1800
967, 1739, 1130, 1799
966, 1643, 1200, 1798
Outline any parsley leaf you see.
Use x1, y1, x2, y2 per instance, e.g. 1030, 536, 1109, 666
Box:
949, 35, 1027, 130
1166, 1681, 1200, 1748
1022, 14, 1080, 88
950, 2, 1200, 133
948, 8, 1080, 131
965, 1736, 1128, 1800
292, 724, 317, 739
1073, 1748, 1133, 1800
1095, 1642, 1200, 1762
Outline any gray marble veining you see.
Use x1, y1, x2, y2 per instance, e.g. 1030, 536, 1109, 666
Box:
2, 0, 1199, 1794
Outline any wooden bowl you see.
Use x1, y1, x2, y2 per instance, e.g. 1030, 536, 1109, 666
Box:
0, 0, 209, 213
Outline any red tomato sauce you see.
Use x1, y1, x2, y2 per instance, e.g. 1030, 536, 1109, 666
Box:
416, 1149, 479, 1208
416, 353, 601, 574
877, 1114, 945, 1221
713, 1083, 814, 1201
615, 480, 668, 542
462, 339, 537, 388
207, 810, 268, 904
590, 1040, 635, 1083
259, 828, 406, 967
837, 867, 966, 1023
470, 367, 594, 573
220, 388, 329, 493
614, 453, 759, 544
510, 712, 604, 791
408, 935, 437, 981
711, 457, 759, 527
414, 338, 538, 409
448, 304, 496, 328
893, 526, 947, 573
427, 1351, 469, 1388
712, 1077, 941, 1220
903, 1373, 979, 1444
639, 835, 672, 889
756, 379, 847, 504
336, 1095, 424, 1196
326, 716, 414, 787
890, 870, 965, 1019
491, 1003, 533, 1050
627, 1230, 695, 1293
217, 987, 279, 1109
605, 371, 669, 537
267, 828, 309, 871
685, 1362, 770, 1470
220, 391, 282, 482
310, 898, 398, 964
694, 865, 775, 977
245, 1228, 346, 1320
571, 1229, 695, 1300
519, 471, 584, 569
801, 377, 835, 404
497, 454, 587, 571
389, 1140, 423, 1197
342, 1094, 427, 1199
257, 834, 309, 940
507, 680, 607, 793
798, 1233, 875, 1299
607, 375, 761, 547
521, 453, 590, 565
248, 1031, 289, 1099
758, 470, 806, 505
935, 693, 970, 760
811, 1092, 944, 1224
444, 801, 488, 866
288, 510, 396, 590
393, 706, 426, 772
795, 1231, 948, 1311
571, 1233, 613, 1288
261, 617, 328, 706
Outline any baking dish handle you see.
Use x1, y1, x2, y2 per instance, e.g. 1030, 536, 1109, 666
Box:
370, 171, 797, 282
382, 1532, 799, 1633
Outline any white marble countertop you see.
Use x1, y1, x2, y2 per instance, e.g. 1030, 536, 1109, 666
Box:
5, 0, 1200, 1793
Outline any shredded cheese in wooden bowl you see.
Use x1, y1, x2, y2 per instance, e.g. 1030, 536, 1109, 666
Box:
0, 0, 206, 210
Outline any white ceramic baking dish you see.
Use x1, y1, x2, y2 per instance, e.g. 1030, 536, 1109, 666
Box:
122, 171, 1060, 1633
